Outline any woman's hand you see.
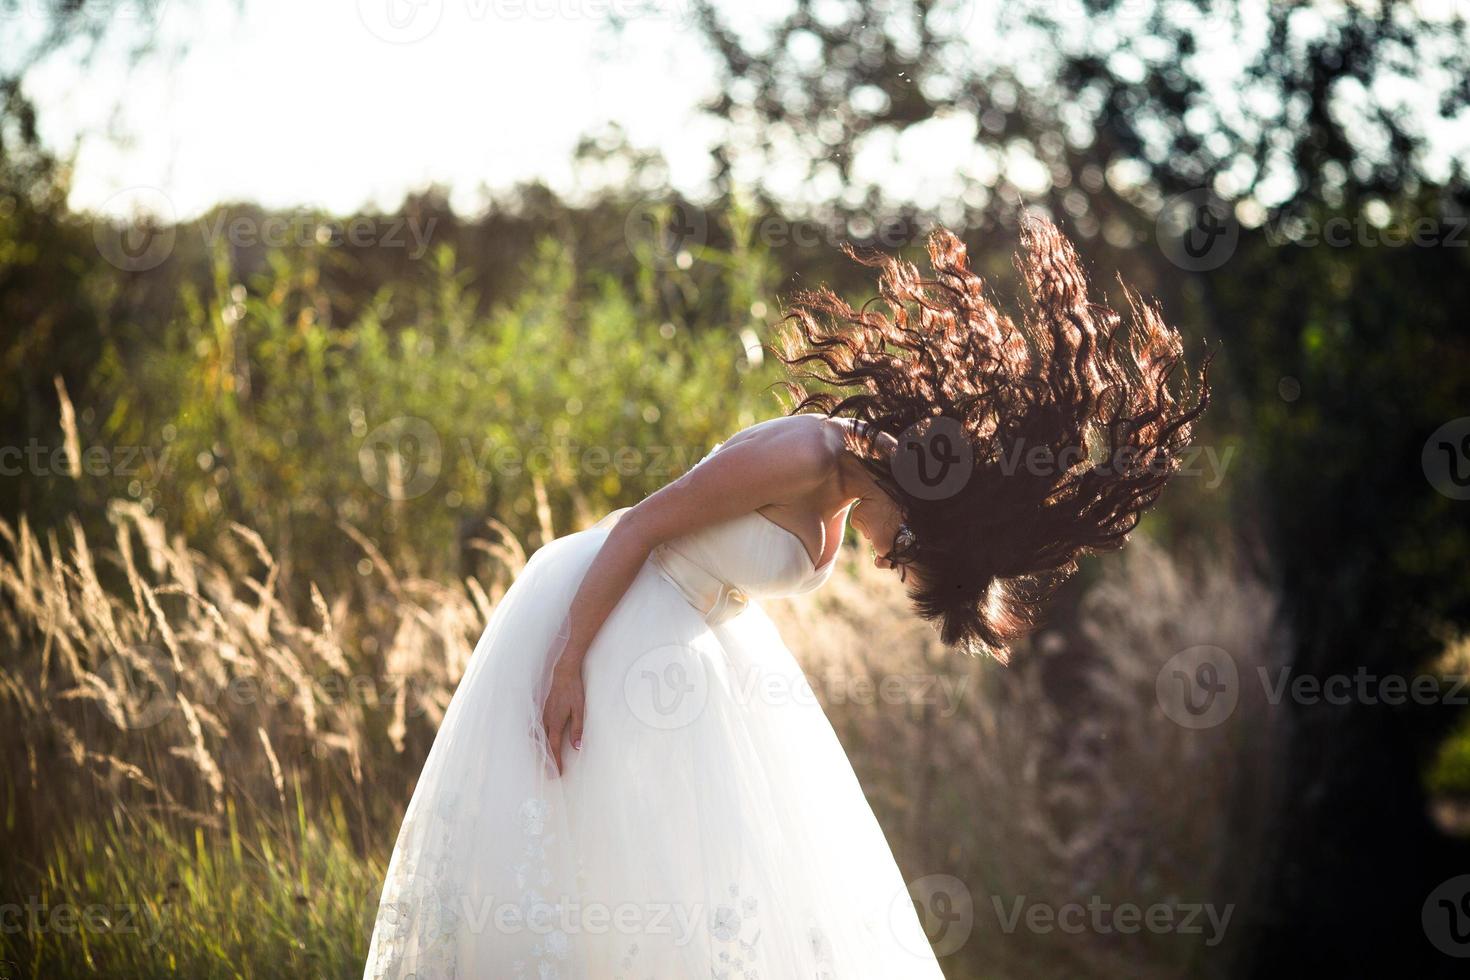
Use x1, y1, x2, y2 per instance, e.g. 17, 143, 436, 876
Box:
541, 656, 585, 775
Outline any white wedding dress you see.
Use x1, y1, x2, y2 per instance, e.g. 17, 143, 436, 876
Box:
364, 439, 944, 979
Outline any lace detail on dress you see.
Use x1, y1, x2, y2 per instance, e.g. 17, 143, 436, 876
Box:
809, 925, 837, 979
710, 882, 762, 980
368, 792, 466, 979
509, 796, 573, 980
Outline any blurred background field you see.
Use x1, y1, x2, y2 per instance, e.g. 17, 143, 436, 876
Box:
3, 1, 1470, 978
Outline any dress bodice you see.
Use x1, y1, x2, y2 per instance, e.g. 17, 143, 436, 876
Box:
639, 439, 842, 626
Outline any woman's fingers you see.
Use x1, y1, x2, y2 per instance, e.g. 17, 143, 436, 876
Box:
541, 679, 584, 775
544, 703, 566, 774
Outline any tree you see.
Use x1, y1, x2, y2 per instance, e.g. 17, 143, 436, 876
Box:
691, 0, 1469, 215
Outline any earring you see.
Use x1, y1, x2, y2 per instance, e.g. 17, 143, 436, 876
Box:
894, 523, 917, 552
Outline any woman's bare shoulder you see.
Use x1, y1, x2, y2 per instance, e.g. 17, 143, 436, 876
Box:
722, 415, 844, 471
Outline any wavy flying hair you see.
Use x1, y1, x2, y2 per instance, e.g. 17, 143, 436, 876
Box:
778, 216, 1211, 662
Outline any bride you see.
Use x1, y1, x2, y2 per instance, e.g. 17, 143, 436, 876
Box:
364, 217, 1209, 979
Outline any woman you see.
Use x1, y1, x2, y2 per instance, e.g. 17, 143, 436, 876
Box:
364, 217, 1209, 978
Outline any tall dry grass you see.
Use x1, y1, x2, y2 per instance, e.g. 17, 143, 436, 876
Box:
0, 501, 504, 839
771, 538, 1288, 979
0, 500, 512, 977
0, 499, 1286, 979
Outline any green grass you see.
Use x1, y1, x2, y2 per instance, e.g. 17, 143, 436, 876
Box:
2, 799, 383, 980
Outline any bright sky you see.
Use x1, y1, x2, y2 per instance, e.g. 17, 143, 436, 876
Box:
14, 0, 1060, 221
14, 0, 1468, 221
23, 0, 769, 219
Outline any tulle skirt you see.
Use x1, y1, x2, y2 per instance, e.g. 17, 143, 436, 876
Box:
364, 522, 944, 979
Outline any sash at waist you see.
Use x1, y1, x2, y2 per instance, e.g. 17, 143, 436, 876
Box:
648, 544, 749, 627
589, 508, 748, 626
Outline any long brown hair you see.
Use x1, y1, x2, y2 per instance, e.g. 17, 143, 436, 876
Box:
778, 216, 1211, 661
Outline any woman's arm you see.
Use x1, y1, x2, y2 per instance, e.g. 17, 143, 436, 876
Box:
540, 422, 835, 772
